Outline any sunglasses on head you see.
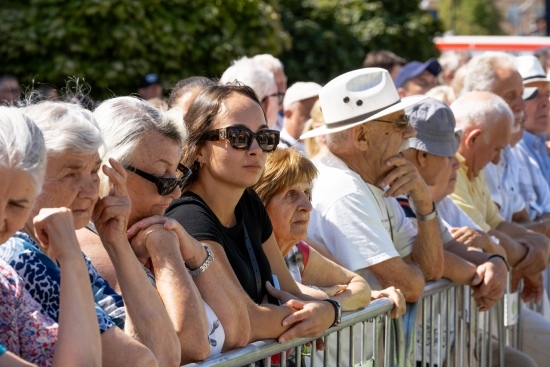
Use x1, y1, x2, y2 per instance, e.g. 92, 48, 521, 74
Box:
372, 115, 410, 128
203, 126, 280, 152
126, 163, 192, 196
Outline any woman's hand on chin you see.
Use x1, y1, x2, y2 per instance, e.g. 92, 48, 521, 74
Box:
93, 158, 131, 248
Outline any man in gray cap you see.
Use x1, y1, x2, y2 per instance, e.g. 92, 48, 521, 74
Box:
400, 97, 533, 367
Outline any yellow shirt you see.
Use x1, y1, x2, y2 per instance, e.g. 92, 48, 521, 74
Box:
449, 153, 505, 232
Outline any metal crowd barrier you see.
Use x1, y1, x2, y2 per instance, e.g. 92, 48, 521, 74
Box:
183, 279, 526, 367
183, 298, 397, 367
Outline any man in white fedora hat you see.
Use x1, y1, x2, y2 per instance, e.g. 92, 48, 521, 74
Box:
302, 68, 443, 303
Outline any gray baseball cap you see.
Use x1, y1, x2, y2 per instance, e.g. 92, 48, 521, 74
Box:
405, 97, 458, 157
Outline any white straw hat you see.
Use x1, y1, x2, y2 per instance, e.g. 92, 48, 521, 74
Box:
516, 55, 550, 84
300, 68, 427, 139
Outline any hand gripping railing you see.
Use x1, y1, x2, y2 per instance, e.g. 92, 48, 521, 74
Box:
182, 297, 398, 367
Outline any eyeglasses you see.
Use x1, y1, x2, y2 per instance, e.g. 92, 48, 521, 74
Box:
263, 92, 285, 105
126, 163, 192, 196
371, 115, 410, 128
204, 126, 280, 152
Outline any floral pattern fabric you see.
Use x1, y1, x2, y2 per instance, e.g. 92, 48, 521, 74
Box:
0, 232, 123, 333
0, 258, 57, 366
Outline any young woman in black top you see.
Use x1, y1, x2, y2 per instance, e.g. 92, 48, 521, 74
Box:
165, 83, 337, 344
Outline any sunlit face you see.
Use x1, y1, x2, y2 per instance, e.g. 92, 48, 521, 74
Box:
125, 131, 183, 226
35, 151, 101, 230
524, 81, 550, 136
419, 153, 457, 187
492, 67, 525, 145
467, 124, 510, 178
369, 110, 417, 178
0, 167, 37, 244
199, 93, 269, 189
266, 181, 313, 256
404, 70, 438, 96
287, 97, 318, 138
428, 156, 460, 202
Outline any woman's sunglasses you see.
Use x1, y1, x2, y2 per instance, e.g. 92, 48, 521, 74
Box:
203, 126, 280, 153
126, 163, 192, 196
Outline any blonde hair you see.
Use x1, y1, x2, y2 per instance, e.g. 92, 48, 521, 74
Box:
253, 147, 318, 206
302, 100, 326, 157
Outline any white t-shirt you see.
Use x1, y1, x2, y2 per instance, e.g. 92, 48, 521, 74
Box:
308, 151, 416, 271
437, 196, 482, 231
278, 127, 306, 153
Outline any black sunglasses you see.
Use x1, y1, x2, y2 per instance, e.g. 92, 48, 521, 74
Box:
126, 163, 192, 196
203, 126, 280, 153
371, 115, 410, 128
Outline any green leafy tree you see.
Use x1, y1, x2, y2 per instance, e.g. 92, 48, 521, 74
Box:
437, 0, 504, 35
279, 0, 443, 85
0, 0, 288, 99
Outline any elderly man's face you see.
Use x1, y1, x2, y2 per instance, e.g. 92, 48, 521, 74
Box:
524, 81, 550, 135
466, 121, 510, 178
491, 67, 525, 145
404, 70, 438, 96
368, 110, 416, 176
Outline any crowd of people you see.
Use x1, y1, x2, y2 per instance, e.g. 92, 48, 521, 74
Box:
2, 48, 550, 367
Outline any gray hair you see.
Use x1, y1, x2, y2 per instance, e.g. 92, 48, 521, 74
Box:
253, 54, 284, 72
23, 101, 103, 157
220, 57, 276, 101
0, 107, 47, 191
93, 96, 187, 169
463, 52, 517, 93
450, 91, 513, 141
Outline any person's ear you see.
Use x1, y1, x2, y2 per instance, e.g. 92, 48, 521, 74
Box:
261, 96, 270, 112
283, 107, 293, 119
464, 128, 483, 149
353, 124, 369, 151
397, 87, 407, 98
417, 150, 428, 167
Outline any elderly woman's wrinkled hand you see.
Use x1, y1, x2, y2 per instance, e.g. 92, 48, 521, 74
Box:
33, 207, 81, 261
450, 226, 494, 253
371, 287, 406, 319
92, 158, 131, 248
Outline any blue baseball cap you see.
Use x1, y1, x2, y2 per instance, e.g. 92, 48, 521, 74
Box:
394, 59, 441, 89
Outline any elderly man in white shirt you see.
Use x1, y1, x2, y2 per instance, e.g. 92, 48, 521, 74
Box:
302, 68, 443, 303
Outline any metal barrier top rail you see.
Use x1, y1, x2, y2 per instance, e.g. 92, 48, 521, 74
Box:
421, 278, 456, 297
182, 297, 395, 367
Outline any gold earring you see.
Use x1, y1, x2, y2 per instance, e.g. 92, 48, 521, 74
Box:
200, 162, 204, 168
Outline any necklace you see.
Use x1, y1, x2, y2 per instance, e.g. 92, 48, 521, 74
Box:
199, 194, 235, 228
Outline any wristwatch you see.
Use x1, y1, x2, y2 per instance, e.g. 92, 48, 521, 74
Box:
324, 298, 342, 327
187, 245, 215, 276
417, 202, 438, 222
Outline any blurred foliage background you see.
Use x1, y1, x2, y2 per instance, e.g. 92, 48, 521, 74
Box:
0, 0, 442, 99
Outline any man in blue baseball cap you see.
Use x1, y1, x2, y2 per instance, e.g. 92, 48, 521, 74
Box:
394, 58, 441, 98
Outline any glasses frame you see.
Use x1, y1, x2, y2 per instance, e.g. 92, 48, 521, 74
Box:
371, 115, 410, 128
203, 126, 280, 153
126, 163, 192, 196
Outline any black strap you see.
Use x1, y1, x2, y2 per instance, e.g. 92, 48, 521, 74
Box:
243, 225, 262, 303
279, 138, 293, 148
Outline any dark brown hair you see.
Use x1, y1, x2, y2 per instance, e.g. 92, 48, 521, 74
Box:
180, 82, 265, 191
362, 50, 406, 71
168, 76, 216, 108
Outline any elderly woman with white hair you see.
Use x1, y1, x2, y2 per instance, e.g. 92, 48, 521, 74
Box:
0, 101, 172, 367
79, 96, 248, 363
0, 107, 101, 366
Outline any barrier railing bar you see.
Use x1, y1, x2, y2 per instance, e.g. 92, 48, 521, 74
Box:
422, 297, 427, 366
446, 288, 451, 367
384, 313, 390, 366
349, 323, 355, 367
430, 295, 435, 367
336, 329, 341, 367
438, 292, 442, 367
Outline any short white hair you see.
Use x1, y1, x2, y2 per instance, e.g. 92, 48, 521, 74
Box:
463, 52, 517, 93
93, 96, 187, 168
252, 54, 284, 72
438, 51, 470, 74
24, 101, 103, 158
451, 91, 513, 141
220, 57, 276, 101
0, 107, 46, 191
